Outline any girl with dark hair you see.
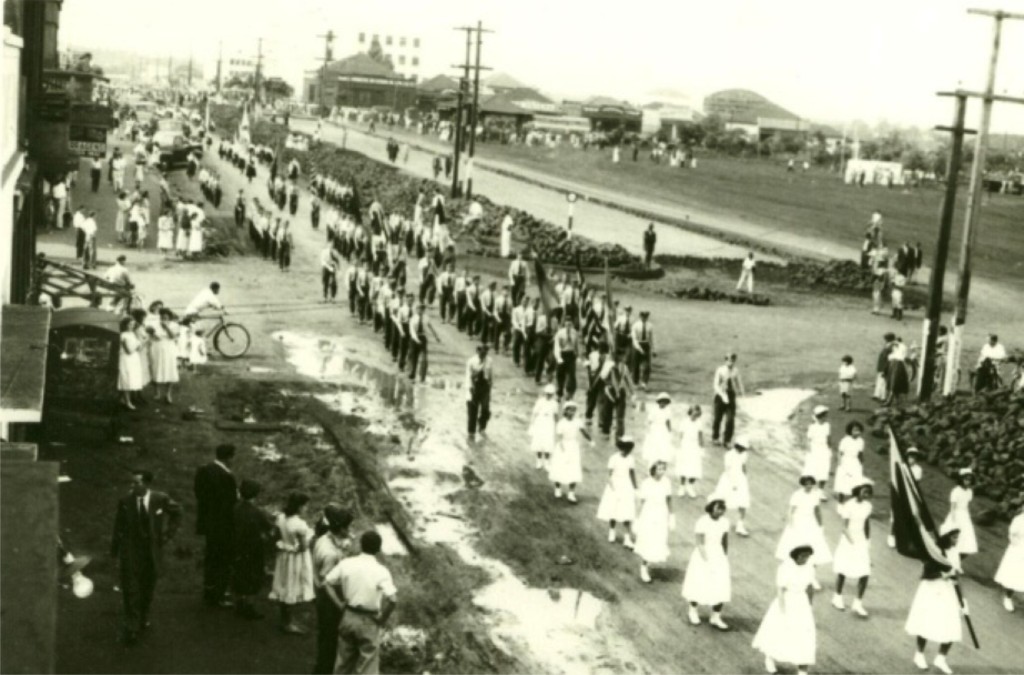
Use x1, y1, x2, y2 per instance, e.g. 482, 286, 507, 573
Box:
753, 545, 818, 675
832, 481, 874, 616
775, 476, 832, 590
269, 493, 315, 634
905, 528, 963, 674
151, 308, 180, 403
941, 470, 977, 557
596, 436, 639, 548
634, 460, 673, 583
682, 498, 731, 629
833, 421, 865, 502
117, 316, 143, 410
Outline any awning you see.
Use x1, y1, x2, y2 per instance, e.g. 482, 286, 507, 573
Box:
0, 304, 52, 424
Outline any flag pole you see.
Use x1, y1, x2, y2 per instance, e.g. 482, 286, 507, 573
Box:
953, 580, 980, 649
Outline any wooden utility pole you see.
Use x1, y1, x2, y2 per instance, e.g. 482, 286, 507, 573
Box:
451, 26, 474, 197
465, 21, 493, 199
187, 52, 193, 88
215, 41, 223, 92
943, 8, 1024, 396
254, 38, 264, 105
918, 92, 972, 400
316, 30, 335, 116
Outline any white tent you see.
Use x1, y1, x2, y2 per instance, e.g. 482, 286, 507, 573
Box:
844, 159, 904, 186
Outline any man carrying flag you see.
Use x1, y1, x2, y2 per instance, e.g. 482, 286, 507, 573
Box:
889, 428, 978, 674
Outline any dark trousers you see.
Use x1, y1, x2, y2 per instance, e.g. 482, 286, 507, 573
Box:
203, 533, 232, 604
585, 382, 603, 421
631, 344, 651, 385
322, 269, 337, 299
90, 168, 101, 192
348, 283, 357, 314
419, 281, 436, 305
397, 330, 410, 368
600, 395, 627, 437
467, 386, 491, 434
120, 555, 156, 637
511, 277, 526, 305
644, 247, 654, 267
524, 328, 536, 373
455, 292, 466, 329
556, 351, 577, 399
384, 320, 394, 351
278, 241, 291, 270
390, 327, 403, 360
464, 308, 478, 336
358, 294, 371, 322
494, 315, 511, 351
534, 339, 553, 383
407, 339, 427, 381
439, 289, 455, 321
711, 394, 736, 444
75, 228, 85, 259
512, 330, 525, 366
313, 588, 341, 674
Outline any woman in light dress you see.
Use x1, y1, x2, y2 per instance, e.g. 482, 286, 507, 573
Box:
775, 476, 832, 588
752, 545, 818, 675
675, 404, 704, 497
269, 492, 316, 634
549, 401, 592, 503
596, 436, 638, 548
905, 527, 963, 675
133, 308, 155, 394
995, 503, 1024, 613
156, 206, 175, 256
941, 469, 977, 557
188, 216, 205, 258
833, 421, 865, 502
634, 460, 674, 583
642, 393, 673, 469
115, 192, 129, 243
529, 384, 559, 469
714, 438, 752, 537
682, 497, 731, 629
117, 316, 143, 410
151, 308, 180, 403
831, 481, 873, 616
803, 406, 832, 495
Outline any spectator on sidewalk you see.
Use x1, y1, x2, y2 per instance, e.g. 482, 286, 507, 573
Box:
232, 479, 273, 620
312, 506, 353, 674
194, 444, 238, 608
643, 224, 656, 268
711, 353, 744, 446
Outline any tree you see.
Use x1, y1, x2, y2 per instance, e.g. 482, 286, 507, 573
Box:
263, 77, 294, 102
225, 73, 254, 89
368, 36, 385, 63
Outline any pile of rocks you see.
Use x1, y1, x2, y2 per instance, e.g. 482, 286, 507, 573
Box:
658, 285, 771, 306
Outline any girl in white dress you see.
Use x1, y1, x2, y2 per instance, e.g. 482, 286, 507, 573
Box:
995, 504, 1024, 612
642, 393, 673, 469
634, 460, 674, 583
831, 481, 873, 616
905, 528, 963, 675
177, 317, 192, 364
151, 309, 180, 403
714, 438, 751, 537
775, 476, 832, 589
833, 421, 865, 502
549, 401, 592, 503
269, 493, 315, 634
188, 219, 205, 258
114, 193, 129, 243
529, 384, 559, 469
157, 207, 174, 255
941, 470, 977, 557
803, 406, 832, 495
682, 498, 731, 629
189, 328, 208, 371
117, 317, 143, 410
596, 436, 638, 548
675, 404, 704, 497
889, 447, 924, 548
753, 545, 818, 675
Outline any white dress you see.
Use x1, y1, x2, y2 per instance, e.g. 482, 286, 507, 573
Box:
528, 398, 559, 454
682, 514, 731, 605
157, 215, 174, 250
904, 550, 963, 644
802, 421, 832, 483
268, 514, 315, 604
674, 416, 704, 479
642, 406, 673, 468
941, 486, 978, 555
151, 322, 180, 384
175, 225, 189, 253
177, 323, 191, 360
994, 513, 1024, 591
549, 418, 583, 485
753, 559, 817, 666
714, 450, 750, 510
189, 334, 208, 365
596, 452, 637, 523
833, 435, 865, 496
117, 332, 143, 392
833, 499, 872, 578
633, 476, 671, 564
775, 489, 832, 565
188, 223, 205, 254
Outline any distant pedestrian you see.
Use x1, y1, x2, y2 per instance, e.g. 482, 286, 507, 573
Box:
736, 253, 755, 294
838, 355, 856, 412
90, 154, 103, 192
711, 353, 743, 446
194, 444, 238, 608
269, 492, 316, 634
643, 224, 656, 268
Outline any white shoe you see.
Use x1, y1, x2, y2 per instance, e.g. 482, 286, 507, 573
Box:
887, 534, 896, 548
831, 594, 846, 611
913, 652, 928, 671
554, 487, 562, 499
764, 656, 777, 674
623, 536, 635, 550
640, 564, 652, 584
607, 529, 616, 543
811, 578, 822, 591
933, 655, 953, 675
677, 485, 688, 497
687, 607, 701, 625
535, 458, 543, 469
735, 522, 750, 537
567, 491, 578, 504
709, 613, 729, 631
1003, 596, 1015, 612
852, 599, 868, 617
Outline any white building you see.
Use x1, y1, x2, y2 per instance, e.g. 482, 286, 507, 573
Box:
351, 30, 421, 80
225, 53, 257, 83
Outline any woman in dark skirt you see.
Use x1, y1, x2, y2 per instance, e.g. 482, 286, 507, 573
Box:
232, 479, 274, 619
246, 159, 257, 184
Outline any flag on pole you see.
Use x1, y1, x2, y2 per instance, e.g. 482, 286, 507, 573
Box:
533, 258, 559, 316
238, 107, 252, 148
888, 427, 951, 567
603, 256, 615, 337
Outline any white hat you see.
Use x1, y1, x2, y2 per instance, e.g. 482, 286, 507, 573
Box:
813, 405, 829, 416
562, 401, 578, 412
957, 467, 974, 476
544, 384, 556, 395
655, 392, 671, 403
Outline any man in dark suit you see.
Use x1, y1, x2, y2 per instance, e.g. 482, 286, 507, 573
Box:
194, 444, 238, 607
111, 470, 182, 645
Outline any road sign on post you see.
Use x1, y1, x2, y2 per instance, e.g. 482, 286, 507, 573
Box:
566, 192, 577, 240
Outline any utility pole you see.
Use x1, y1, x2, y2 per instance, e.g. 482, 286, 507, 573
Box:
187, 52, 193, 88
943, 8, 1024, 396
215, 41, 223, 93
918, 92, 972, 400
465, 20, 493, 199
254, 38, 264, 106
451, 26, 474, 197
316, 30, 335, 117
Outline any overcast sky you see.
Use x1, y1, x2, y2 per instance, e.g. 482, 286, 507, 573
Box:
61, 0, 1024, 132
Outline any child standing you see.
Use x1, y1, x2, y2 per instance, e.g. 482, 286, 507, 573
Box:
189, 328, 208, 372
634, 460, 674, 583
838, 356, 856, 412
891, 273, 906, 320
269, 493, 316, 634
714, 438, 752, 537
596, 436, 638, 548
674, 404, 704, 497
833, 421, 866, 503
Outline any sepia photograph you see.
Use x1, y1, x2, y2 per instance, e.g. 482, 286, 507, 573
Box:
1, 0, 1023, 673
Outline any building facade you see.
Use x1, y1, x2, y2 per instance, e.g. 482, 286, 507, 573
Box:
351, 30, 421, 79
304, 52, 416, 111
225, 53, 256, 83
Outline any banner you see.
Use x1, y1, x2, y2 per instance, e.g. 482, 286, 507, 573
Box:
887, 427, 951, 568
533, 259, 560, 316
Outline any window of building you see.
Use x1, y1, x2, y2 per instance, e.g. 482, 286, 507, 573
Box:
413, 38, 420, 48
358, 32, 365, 43
386, 35, 392, 45
400, 37, 406, 47
412, 57, 419, 66
398, 55, 406, 65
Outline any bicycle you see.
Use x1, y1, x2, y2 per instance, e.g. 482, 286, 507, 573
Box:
193, 313, 252, 359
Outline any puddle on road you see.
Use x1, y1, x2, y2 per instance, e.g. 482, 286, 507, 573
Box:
736, 388, 816, 473
276, 330, 649, 674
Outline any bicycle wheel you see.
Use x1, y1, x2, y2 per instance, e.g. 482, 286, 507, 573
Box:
213, 322, 251, 359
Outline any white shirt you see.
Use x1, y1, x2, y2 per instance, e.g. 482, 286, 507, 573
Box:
320, 247, 339, 271
185, 288, 223, 315
81, 217, 97, 240
104, 262, 131, 286
323, 553, 396, 611
979, 342, 1007, 363
838, 364, 857, 381
742, 257, 755, 272
72, 211, 85, 230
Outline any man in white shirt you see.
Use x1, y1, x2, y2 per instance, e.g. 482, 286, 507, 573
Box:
978, 334, 1007, 366
511, 295, 528, 368
407, 303, 439, 383
554, 319, 579, 400
508, 251, 529, 305
711, 353, 745, 446
81, 211, 98, 269
466, 344, 493, 442
630, 311, 654, 389
104, 254, 133, 289
736, 253, 755, 294
51, 179, 68, 229
72, 207, 86, 259
184, 282, 225, 319
320, 244, 341, 302
323, 531, 397, 675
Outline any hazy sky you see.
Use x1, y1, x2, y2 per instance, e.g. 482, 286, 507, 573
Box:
61, 0, 1024, 132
